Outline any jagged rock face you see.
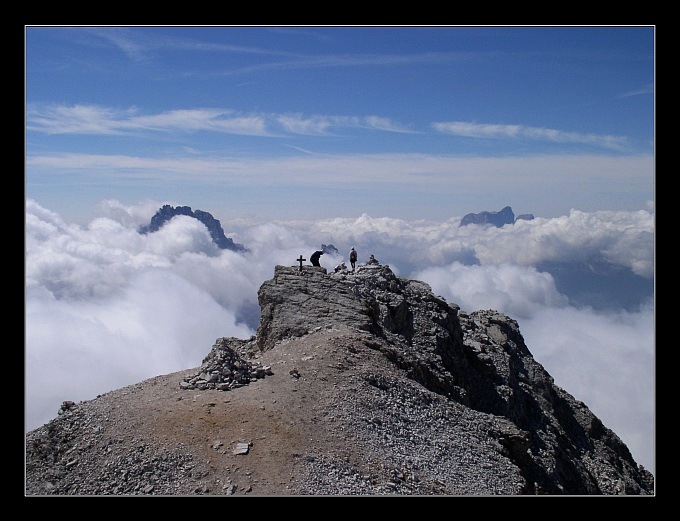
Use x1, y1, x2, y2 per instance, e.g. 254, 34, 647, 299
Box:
25, 262, 654, 496
139, 205, 245, 251
256, 266, 375, 351
255, 263, 654, 494
460, 206, 516, 227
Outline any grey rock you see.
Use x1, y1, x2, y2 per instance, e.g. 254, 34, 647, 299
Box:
459, 206, 535, 228
253, 264, 654, 494
460, 206, 516, 227
233, 443, 251, 455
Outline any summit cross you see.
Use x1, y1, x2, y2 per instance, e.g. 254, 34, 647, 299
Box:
297, 255, 306, 271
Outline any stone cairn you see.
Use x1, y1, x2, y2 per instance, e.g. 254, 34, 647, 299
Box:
180, 338, 272, 391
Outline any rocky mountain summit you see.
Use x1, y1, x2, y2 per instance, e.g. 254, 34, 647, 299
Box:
460, 206, 535, 227
139, 205, 245, 251
25, 261, 654, 496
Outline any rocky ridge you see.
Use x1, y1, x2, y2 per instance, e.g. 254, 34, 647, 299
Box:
460, 206, 535, 227
139, 205, 245, 251
25, 262, 654, 496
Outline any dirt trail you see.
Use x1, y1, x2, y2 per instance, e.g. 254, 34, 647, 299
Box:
73, 328, 373, 495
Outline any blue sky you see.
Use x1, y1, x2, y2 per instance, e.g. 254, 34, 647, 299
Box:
25, 25, 654, 223
24, 26, 656, 478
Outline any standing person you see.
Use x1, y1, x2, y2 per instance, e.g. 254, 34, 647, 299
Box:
349, 246, 357, 271
310, 250, 324, 267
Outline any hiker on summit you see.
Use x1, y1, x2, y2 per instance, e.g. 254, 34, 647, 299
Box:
310, 250, 324, 267
349, 247, 357, 271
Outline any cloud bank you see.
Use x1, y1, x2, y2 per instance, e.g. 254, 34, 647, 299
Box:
24, 199, 654, 475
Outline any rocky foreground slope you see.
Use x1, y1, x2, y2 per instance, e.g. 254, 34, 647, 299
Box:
25, 263, 654, 496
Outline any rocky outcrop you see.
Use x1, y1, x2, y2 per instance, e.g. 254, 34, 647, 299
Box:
25, 261, 654, 496
252, 263, 653, 494
139, 205, 245, 251
460, 206, 534, 227
179, 337, 272, 391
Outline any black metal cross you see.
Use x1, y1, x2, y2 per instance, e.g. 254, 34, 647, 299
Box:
297, 254, 306, 271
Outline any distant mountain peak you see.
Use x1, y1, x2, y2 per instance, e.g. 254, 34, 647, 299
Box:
459, 206, 534, 228
139, 204, 246, 251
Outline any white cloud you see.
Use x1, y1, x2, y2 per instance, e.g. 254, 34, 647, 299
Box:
280, 209, 654, 280
455, 210, 654, 278
433, 121, 522, 138
130, 109, 271, 136
619, 84, 654, 98
27, 104, 625, 150
26, 105, 274, 137
27, 104, 418, 139
433, 120, 628, 149
25, 268, 251, 431
414, 262, 569, 320
360, 116, 414, 133
276, 113, 333, 135
26, 151, 653, 197
97, 198, 169, 228
26, 104, 129, 135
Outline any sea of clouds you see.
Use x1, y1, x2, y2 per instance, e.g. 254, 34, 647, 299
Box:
25, 198, 655, 475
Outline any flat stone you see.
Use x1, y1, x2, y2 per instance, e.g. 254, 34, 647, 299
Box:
233, 442, 250, 455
